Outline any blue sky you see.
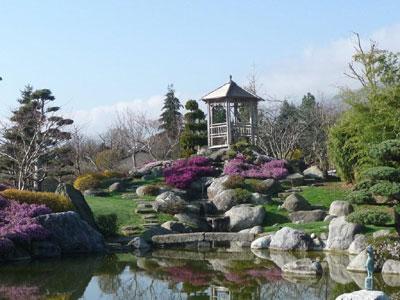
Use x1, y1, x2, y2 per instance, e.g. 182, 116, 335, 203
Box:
1, 1, 400, 132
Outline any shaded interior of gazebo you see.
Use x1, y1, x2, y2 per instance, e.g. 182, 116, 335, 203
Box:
202, 77, 263, 149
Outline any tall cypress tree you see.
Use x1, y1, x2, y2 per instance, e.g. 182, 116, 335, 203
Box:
159, 84, 182, 139
180, 100, 207, 157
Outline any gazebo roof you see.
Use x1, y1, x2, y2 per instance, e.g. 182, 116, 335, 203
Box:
202, 76, 263, 102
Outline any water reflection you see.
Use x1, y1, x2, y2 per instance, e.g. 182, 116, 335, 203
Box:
0, 249, 398, 300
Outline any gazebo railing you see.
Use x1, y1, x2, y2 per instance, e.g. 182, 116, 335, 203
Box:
232, 124, 252, 137
210, 124, 228, 136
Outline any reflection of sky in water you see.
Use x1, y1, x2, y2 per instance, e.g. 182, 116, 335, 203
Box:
0, 250, 398, 300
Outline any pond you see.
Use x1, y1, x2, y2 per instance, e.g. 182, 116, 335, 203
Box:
0, 248, 399, 300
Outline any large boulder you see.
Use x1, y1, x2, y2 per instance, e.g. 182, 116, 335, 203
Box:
269, 227, 313, 251
211, 189, 239, 211
224, 204, 266, 232
325, 216, 362, 251
250, 234, 273, 249
108, 182, 123, 192
347, 249, 382, 273
303, 166, 325, 180
251, 193, 271, 205
55, 183, 98, 229
35, 211, 105, 254
161, 221, 192, 233
285, 173, 304, 186
382, 259, 400, 274
329, 201, 354, 217
174, 213, 211, 232
335, 290, 389, 300
134, 160, 170, 177
348, 234, 367, 255
289, 209, 326, 223
282, 193, 312, 212
282, 258, 323, 276
136, 185, 160, 197
260, 179, 282, 194
207, 175, 230, 199
153, 192, 187, 214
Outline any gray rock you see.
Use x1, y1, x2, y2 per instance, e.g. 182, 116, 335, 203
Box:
31, 241, 61, 258
372, 229, 391, 239
285, 173, 304, 186
250, 235, 273, 249
348, 234, 367, 255
127, 237, 150, 250
141, 225, 172, 242
260, 178, 282, 193
269, 227, 313, 251
224, 204, 266, 232
207, 175, 230, 199
303, 166, 325, 180
189, 176, 214, 192
335, 290, 389, 300
56, 183, 98, 229
289, 209, 326, 223
382, 259, 400, 274
249, 225, 264, 234
329, 201, 354, 217
212, 189, 239, 211
325, 253, 353, 284
135, 160, 170, 176
324, 215, 337, 222
347, 249, 368, 272
152, 233, 205, 245
209, 148, 227, 161
153, 191, 187, 214
136, 185, 160, 197
83, 189, 108, 197
108, 182, 123, 192
382, 272, 400, 287
35, 211, 105, 254
251, 192, 271, 204
325, 216, 362, 251
282, 258, 323, 276
282, 193, 312, 212
174, 213, 211, 232
161, 221, 192, 233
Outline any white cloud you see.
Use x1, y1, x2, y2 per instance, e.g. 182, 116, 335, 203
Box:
259, 23, 400, 102
65, 95, 164, 135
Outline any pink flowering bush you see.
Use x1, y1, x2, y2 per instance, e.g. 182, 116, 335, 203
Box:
224, 155, 288, 179
165, 266, 210, 286
0, 195, 51, 254
163, 156, 215, 189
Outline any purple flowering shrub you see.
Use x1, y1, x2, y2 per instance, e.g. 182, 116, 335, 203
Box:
0, 195, 51, 254
224, 155, 288, 179
163, 156, 215, 189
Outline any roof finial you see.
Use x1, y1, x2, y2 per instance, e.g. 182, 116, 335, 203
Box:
229, 75, 232, 82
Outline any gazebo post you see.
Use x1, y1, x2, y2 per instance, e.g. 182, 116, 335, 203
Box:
226, 99, 231, 147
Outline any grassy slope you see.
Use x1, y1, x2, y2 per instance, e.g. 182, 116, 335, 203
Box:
86, 177, 173, 233
263, 182, 394, 235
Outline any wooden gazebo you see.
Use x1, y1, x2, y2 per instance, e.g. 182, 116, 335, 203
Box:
202, 76, 263, 149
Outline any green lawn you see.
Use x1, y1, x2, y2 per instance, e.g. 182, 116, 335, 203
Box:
299, 182, 350, 208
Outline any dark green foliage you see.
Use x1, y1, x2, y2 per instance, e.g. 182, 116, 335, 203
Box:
347, 210, 391, 226
96, 213, 118, 237
212, 104, 226, 123
180, 100, 207, 157
353, 179, 375, 191
223, 175, 245, 189
362, 166, 400, 181
229, 138, 256, 160
234, 188, 252, 203
369, 181, 400, 197
159, 85, 182, 139
370, 139, 400, 167
345, 190, 374, 204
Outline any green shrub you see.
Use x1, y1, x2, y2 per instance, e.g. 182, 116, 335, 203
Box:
353, 179, 375, 191
140, 184, 160, 196
234, 188, 252, 203
370, 139, 400, 167
102, 170, 125, 178
245, 179, 266, 193
96, 213, 118, 237
73, 173, 105, 191
347, 210, 391, 226
223, 175, 245, 189
0, 189, 74, 212
345, 190, 374, 204
369, 181, 400, 197
362, 166, 400, 181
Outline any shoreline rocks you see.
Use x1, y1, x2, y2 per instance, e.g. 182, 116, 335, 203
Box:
269, 227, 313, 251
325, 216, 362, 251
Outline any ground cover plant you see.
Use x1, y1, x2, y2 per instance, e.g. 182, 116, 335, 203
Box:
163, 156, 215, 189
0, 189, 73, 212
0, 195, 51, 254
223, 155, 288, 179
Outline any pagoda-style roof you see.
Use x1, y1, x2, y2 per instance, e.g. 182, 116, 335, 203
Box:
202, 76, 263, 102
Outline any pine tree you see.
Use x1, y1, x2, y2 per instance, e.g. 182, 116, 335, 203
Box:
0, 85, 73, 190
180, 100, 207, 157
159, 84, 182, 139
